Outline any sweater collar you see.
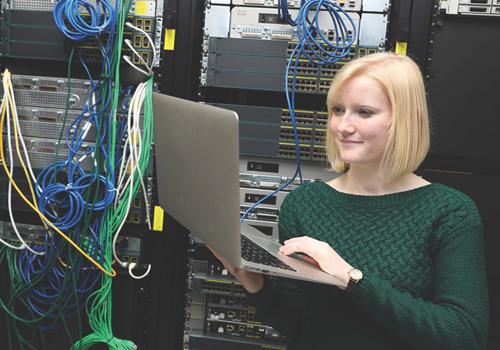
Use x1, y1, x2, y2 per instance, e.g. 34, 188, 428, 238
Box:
318, 181, 439, 208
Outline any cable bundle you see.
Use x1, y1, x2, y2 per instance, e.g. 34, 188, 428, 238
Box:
53, 0, 117, 41
1, 0, 157, 347
242, 0, 357, 220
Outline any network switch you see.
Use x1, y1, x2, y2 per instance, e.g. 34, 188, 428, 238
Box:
240, 156, 333, 185
184, 257, 287, 350
203, 38, 370, 93
230, 6, 359, 42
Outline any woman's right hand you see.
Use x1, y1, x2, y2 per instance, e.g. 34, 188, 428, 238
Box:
206, 245, 264, 294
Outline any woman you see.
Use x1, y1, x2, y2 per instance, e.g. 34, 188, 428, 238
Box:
211, 52, 489, 349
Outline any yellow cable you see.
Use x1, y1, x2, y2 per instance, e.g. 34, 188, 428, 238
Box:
0, 70, 116, 277
3, 72, 49, 233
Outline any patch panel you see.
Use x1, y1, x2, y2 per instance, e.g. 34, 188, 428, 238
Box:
286, 42, 355, 58
278, 142, 321, 160
312, 145, 327, 161
279, 126, 314, 144
290, 60, 319, 77
287, 76, 318, 93
319, 63, 344, 78
281, 125, 326, 141
317, 78, 332, 93
281, 110, 328, 131
239, 205, 279, 221
204, 38, 361, 93
201, 279, 247, 296
281, 111, 315, 128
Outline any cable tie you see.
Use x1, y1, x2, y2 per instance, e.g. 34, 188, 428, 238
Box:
105, 336, 115, 344
65, 183, 73, 191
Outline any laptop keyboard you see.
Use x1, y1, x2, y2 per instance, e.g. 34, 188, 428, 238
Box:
241, 235, 296, 272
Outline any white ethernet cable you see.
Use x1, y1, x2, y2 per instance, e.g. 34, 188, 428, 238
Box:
122, 22, 158, 78
112, 82, 151, 279
2, 74, 46, 254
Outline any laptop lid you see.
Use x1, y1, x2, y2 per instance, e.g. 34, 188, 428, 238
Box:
152, 93, 242, 266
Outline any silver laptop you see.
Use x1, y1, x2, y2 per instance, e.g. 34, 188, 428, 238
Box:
152, 93, 342, 286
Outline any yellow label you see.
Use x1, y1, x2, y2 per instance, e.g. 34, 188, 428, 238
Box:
164, 29, 176, 51
395, 41, 408, 55
135, 1, 147, 16
153, 206, 164, 231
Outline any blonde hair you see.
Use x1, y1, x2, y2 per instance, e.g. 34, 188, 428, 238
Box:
325, 52, 430, 181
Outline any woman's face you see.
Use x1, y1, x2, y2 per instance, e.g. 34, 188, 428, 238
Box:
329, 75, 392, 170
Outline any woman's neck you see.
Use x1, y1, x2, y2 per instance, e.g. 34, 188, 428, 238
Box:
329, 168, 430, 196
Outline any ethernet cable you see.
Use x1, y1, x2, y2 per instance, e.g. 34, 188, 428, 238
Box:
2, 72, 51, 254
125, 22, 157, 70
112, 81, 152, 280
71, 1, 141, 349
0, 96, 25, 251
121, 23, 157, 79
122, 55, 151, 77
128, 262, 151, 280
53, 0, 117, 41
0, 69, 117, 277
3, 89, 43, 254
242, 1, 357, 220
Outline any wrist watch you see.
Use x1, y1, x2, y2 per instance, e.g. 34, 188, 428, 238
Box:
345, 268, 363, 292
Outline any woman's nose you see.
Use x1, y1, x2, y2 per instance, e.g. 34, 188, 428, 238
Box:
336, 114, 356, 135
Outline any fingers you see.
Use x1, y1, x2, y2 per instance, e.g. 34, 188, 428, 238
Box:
279, 236, 316, 256
206, 245, 237, 274
300, 255, 321, 269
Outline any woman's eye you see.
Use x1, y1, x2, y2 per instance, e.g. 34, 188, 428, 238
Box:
359, 109, 373, 117
332, 106, 344, 115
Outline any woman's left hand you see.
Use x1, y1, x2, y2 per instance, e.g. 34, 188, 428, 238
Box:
279, 236, 353, 286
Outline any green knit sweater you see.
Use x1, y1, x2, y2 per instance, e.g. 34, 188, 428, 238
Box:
247, 182, 489, 350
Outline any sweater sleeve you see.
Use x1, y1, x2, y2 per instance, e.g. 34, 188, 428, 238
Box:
246, 189, 307, 340
350, 220, 489, 350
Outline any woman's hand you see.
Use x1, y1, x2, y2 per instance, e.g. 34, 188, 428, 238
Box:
279, 236, 353, 287
206, 245, 264, 294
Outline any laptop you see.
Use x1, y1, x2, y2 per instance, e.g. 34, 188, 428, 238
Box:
152, 93, 343, 286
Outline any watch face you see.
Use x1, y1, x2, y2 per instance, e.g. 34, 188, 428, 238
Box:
349, 269, 363, 280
